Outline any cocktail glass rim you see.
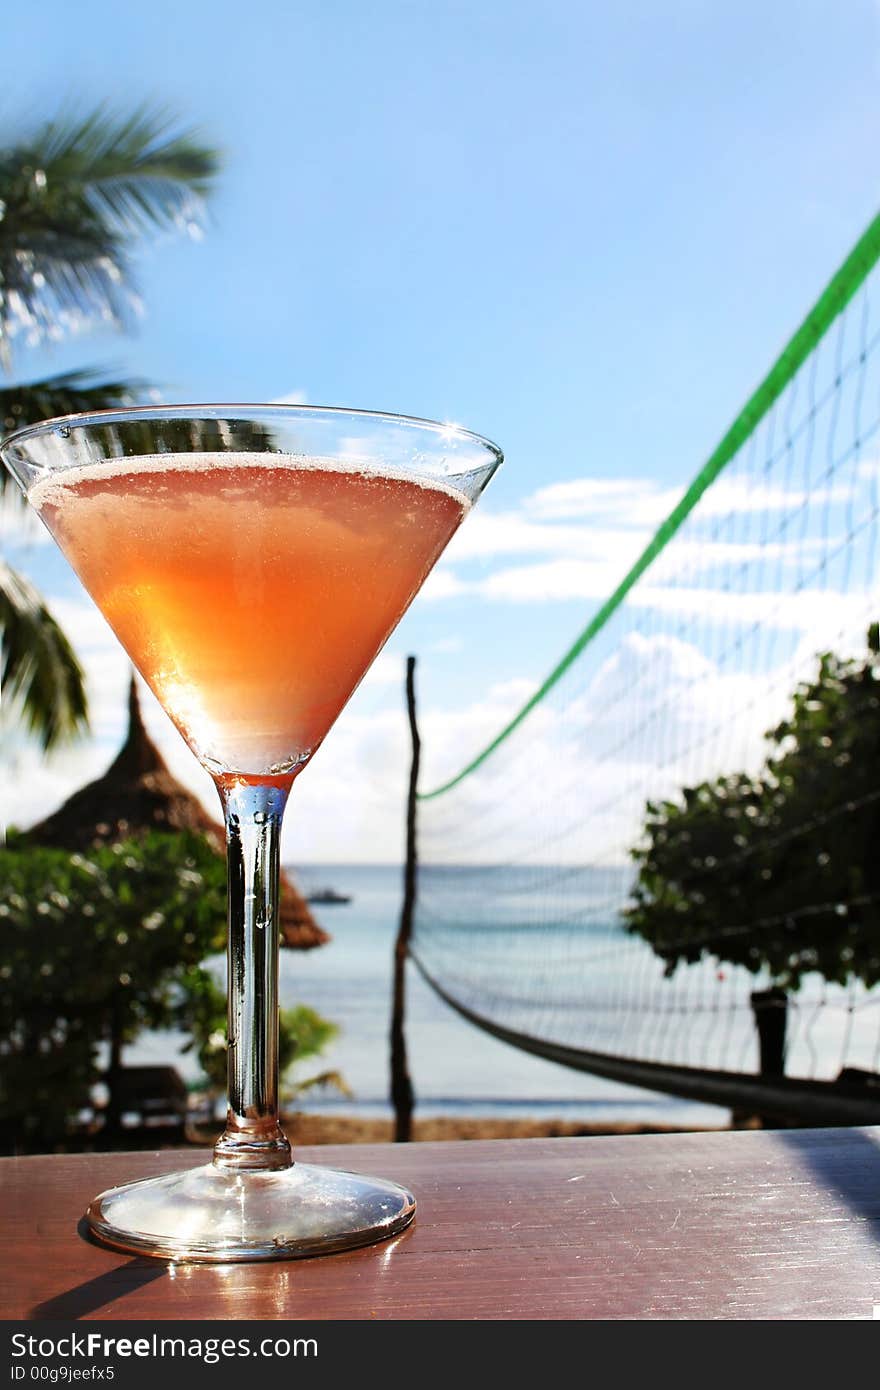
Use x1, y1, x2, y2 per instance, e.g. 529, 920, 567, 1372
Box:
0, 400, 504, 471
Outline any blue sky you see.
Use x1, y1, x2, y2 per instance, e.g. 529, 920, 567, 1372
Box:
4, 1, 880, 859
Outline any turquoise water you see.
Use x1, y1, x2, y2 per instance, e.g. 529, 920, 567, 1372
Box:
131, 862, 877, 1123
133, 863, 727, 1126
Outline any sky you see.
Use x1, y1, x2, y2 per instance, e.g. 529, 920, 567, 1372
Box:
3, 0, 880, 862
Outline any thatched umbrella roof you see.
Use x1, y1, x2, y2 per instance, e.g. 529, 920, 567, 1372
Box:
26, 676, 328, 951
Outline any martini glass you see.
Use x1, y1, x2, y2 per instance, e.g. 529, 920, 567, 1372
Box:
2, 404, 502, 1261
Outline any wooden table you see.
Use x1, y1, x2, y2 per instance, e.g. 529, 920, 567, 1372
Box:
2, 1128, 880, 1320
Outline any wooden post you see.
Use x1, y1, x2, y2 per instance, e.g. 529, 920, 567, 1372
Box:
103, 1003, 124, 1147
732, 987, 789, 1129
390, 656, 419, 1143
750, 987, 788, 1078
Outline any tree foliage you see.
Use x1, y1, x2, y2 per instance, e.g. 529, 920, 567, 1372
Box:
626, 626, 880, 991
0, 831, 340, 1150
0, 831, 226, 1147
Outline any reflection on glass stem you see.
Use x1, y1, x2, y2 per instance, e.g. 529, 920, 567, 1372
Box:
213, 778, 293, 1171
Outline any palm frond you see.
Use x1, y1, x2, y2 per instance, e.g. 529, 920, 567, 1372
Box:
0, 367, 145, 494
35, 105, 220, 235
0, 105, 220, 362
0, 363, 144, 428
0, 561, 89, 750
283, 1069, 353, 1100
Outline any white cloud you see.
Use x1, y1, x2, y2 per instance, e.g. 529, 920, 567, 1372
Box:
442, 510, 646, 564
479, 557, 620, 603
421, 567, 470, 600
425, 560, 855, 631
360, 650, 405, 687
527, 473, 850, 524
421, 459, 874, 646
415, 630, 796, 867
698, 476, 848, 517
441, 505, 829, 577
280, 672, 543, 863
529, 477, 682, 526
630, 583, 858, 631
271, 390, 309, 405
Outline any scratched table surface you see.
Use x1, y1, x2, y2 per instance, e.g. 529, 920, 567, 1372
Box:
2, 1129, 880, 1320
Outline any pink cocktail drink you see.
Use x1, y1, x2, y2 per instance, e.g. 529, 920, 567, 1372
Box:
32, 456, 467, 779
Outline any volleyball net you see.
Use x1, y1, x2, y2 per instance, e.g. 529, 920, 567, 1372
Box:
408, 213, 880, 1122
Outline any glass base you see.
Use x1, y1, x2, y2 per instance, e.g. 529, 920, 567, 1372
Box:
86, 1160, 416, 1262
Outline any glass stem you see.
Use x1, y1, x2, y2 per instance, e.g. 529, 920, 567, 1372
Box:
213, 779, 293, 1171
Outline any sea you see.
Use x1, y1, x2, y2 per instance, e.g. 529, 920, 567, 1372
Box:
131, 862, 729, 1128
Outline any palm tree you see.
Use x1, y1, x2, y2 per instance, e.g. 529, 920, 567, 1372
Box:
0, 366, 145, 439
0, 562, 88, 751
0, 107, 219, 750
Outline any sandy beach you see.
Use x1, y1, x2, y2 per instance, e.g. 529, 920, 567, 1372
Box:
281, 1112, 723, 1145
